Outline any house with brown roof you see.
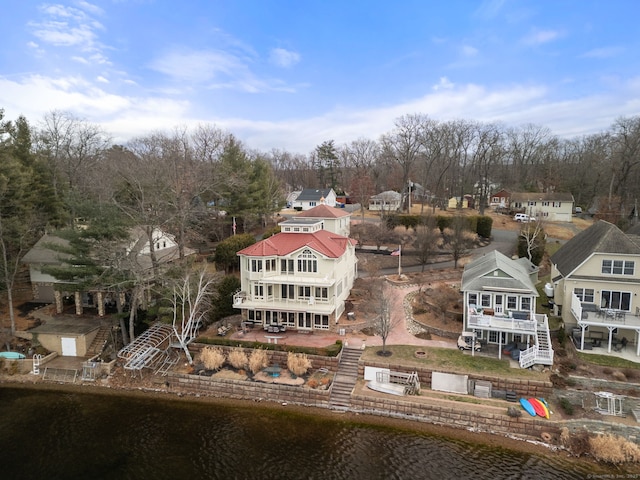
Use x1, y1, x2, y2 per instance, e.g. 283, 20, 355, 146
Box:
233, 204, 357, 332
550, 220, 640, 356
510, 192, 574, 222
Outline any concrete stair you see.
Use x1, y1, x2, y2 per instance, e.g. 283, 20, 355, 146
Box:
88, 326, 111, 355
329, 347, 361, 409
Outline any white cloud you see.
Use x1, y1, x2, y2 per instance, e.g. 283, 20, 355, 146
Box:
149, 48, 296, 93
522, 29, 562, 46
149, 49, 244, 83
461, 45, 479, 57
2, 70, 639, 155
580, 46, 623, 59
28, 3, 105, 55
432, 77, 454, 91
269, 48, 301, 68
96, 75, 109, 83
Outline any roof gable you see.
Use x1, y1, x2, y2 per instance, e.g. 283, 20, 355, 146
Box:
296, 188, 334, 201
296, 204, 350, 219
461, 250, 537, 294
238, 230, 353, 258
551, 220, 640, 276
511, 192, 574, 202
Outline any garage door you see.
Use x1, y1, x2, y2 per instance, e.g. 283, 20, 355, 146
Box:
61, 337, 77, 356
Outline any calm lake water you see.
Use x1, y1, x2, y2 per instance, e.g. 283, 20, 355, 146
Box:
0, 386, 601, 479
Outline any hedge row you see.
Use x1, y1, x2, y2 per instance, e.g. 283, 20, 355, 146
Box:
385, 214, 493, 238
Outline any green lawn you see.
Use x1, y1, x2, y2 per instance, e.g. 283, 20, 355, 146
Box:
361, 345, 548, 380
576, 351, 640, 369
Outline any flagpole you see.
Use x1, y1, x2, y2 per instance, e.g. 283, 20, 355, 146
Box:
397, 244, 402, 277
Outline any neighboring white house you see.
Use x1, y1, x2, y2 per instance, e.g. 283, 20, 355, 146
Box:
294, 203, 351, 237
233, 205, 357, 332
461, 250, 553, 368
550, 220, 640, 357
292, 188, 337, 210
510, 192, 574, 222
368, 190, 401, 212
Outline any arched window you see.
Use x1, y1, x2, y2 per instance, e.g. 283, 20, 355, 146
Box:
297, 249, 317, 273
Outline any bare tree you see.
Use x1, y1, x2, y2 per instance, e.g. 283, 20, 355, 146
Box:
413, 216, 442, 272
370, 282, 400, 355
442, 216, 477, 268
519, 220, 546, 263
380, 114, 427, 211
430, 285, 460, 324
166, 265, 219, 364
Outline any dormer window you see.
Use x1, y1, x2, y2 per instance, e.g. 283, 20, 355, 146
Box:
298, 249, 317, 273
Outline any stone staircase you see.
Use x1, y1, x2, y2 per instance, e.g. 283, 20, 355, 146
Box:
329, 347, 361, 409
88, 326, 112, 356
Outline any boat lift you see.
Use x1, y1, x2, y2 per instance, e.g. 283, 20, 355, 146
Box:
594, 391, 624, 416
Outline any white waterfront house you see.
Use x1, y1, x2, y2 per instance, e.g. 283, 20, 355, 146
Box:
461, 250, 554, 368
233, 204, 357, 332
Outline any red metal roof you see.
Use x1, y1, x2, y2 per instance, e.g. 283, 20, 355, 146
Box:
238, 230, 354, 258
295, 204, 350, 218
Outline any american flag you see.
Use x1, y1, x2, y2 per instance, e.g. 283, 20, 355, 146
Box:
390, 246, 401, 256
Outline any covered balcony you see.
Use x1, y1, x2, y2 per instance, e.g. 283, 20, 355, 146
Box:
569, 293, 640, 357
467, 308, 553, 367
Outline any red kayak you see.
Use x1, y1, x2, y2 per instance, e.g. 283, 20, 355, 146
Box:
528, 398, 547, 418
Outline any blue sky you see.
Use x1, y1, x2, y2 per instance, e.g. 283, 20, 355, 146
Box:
1, 0, 639, 154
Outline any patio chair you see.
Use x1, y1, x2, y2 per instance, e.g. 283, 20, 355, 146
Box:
614, 337, 628, 352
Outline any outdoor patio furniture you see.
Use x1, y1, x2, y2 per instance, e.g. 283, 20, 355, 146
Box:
614, 337, 628, 352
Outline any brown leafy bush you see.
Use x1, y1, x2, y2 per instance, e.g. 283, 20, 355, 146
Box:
287, 352, 312, 376
623, 367, 638, 380
612, 370, 627, 382
227, 349, 248, 370
201, 346, 225, 371
589, 434, 640, 465
307, 379, 319, 388
566, 429, 590, 456
248, 349, 268, 374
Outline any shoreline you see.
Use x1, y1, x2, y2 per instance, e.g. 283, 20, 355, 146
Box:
0, 377, 604, 470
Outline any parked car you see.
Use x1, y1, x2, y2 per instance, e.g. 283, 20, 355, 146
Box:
458, 332, 481, 351
513, 213, 535, 222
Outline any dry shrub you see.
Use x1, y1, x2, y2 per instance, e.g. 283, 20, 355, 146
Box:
248, 349, 268, 374
287, 352, 312, 376
227, 349, 248, 370
612, 370, 627, 382
319, 376, 330, 386
589, 434, 640, 465
560, 427, 571, 447
201, 346, 225, 371
623, 368, 638, 380
307, 379, 319, 389
567, 429, 591, 456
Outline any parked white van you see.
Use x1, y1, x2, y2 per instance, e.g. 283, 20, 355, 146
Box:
513, 213, 535, 222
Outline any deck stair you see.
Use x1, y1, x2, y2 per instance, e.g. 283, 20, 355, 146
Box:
329, 347, 361, 409
42, 367, 78, 383
519, 320, 554, 368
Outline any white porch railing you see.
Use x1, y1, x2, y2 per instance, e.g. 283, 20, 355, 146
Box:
468, 314, 537, 333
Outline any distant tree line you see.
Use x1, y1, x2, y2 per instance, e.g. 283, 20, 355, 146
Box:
1, 106, 638, 334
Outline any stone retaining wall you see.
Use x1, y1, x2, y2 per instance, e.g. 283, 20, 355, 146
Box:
166, 373, 331, 407
361, 360, 553, 398
350, 392, 560, 440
